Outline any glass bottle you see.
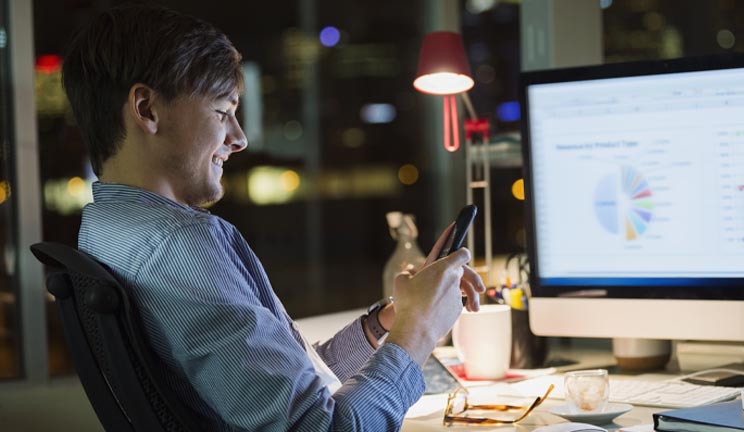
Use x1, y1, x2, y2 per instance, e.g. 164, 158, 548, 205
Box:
382, 212, 426, 298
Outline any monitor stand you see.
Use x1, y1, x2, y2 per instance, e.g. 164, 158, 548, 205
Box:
612, 338, 672, 371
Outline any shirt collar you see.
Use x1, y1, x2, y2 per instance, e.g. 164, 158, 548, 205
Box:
91, 181, 209, 213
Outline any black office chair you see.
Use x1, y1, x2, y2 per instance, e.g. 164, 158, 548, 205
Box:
30, 242, 202, 432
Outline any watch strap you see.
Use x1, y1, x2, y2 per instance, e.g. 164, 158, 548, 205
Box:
365, 297, 393, 341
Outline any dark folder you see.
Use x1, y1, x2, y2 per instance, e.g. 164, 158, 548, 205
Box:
653, 400, 744, 432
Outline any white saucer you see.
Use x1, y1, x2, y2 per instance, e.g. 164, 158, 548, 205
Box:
549, 403, 633, 425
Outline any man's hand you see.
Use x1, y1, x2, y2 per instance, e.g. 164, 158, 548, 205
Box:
418, 222, 485, 313
385, 224, 485, 366
379, 224, 486, 330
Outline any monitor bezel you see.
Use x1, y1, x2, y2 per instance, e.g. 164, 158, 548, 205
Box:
519, 54, 744, 301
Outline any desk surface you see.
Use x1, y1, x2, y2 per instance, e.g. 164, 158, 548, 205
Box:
402, 346, 662, 432
295, 311, 663, 431
402, 397, 658, 431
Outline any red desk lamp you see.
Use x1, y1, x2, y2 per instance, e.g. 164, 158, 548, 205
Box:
413, 31, 475, 152
413, 31, 494, 286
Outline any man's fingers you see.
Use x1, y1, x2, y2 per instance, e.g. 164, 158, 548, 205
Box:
424, 222, 455, 266
460, 278, 480, 312
463, 265, 486, 293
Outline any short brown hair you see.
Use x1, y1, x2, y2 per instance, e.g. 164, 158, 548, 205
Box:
62, 4, 243, 175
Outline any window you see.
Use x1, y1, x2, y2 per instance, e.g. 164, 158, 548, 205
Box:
0, 0, 20, 380
33, 0, 460, 376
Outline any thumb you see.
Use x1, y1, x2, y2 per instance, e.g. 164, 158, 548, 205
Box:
394, 270, 412, 287
424, 222, 455, 266
444, 247, 471, 267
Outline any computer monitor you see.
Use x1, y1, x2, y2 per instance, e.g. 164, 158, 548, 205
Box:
520, 55, 744, 342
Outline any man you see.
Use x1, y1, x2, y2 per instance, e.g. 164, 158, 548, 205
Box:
62, 4, 485, 431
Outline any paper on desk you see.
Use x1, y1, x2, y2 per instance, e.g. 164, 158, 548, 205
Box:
406, 394, 449, 418
433, 347, 557, 387
446, 365, 558, 387
508, 375, 565, 398
406, 383, 543, 419
510, 367, 559, 380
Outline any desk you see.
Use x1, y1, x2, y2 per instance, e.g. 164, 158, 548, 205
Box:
401, 380, 659, 432
295, 311, 661, 431
402, 345, 665, 432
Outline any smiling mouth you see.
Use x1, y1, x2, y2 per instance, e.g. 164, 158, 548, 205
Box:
212, 156, 224, 168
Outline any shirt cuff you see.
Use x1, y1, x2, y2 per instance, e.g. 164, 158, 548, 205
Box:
313, 315, 376, 382
368, 342, 426, 408
341, 316, 376, 371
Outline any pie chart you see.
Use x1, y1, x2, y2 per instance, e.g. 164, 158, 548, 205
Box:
594, 166, 654, 240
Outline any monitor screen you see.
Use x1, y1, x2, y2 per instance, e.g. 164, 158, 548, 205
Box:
520, 55, 744, 341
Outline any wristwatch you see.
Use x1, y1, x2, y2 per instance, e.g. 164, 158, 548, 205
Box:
365, 296, 394, 342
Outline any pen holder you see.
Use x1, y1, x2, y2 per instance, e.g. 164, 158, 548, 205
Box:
510, 308, 548, 369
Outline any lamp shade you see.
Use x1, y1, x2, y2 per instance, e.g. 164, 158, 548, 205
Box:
413, 31, 474, 95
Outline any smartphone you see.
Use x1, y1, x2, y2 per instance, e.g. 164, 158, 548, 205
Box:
437, 204, 478, 260
682, 370, 744, 387
422, 354, 465, 395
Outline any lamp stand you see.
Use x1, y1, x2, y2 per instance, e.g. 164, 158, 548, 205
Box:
464, 109, 493, 287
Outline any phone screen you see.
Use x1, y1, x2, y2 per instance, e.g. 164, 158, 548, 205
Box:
422, 355, 463, 395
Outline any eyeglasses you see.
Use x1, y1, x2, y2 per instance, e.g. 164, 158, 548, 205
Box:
443, 384, 555, 427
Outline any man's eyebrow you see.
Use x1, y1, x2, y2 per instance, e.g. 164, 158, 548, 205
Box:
215, 95, 239, 108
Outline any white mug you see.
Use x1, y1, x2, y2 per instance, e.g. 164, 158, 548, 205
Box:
452, 304, 512, 380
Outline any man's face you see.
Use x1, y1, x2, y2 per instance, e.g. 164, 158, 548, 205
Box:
155, 91, 247, 206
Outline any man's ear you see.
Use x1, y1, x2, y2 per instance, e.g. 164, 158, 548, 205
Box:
127, 83, 159, 135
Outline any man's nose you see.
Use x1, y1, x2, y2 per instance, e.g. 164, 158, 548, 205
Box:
226, 116, 248, 152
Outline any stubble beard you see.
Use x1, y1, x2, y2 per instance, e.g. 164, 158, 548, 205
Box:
187, 174, 223, 207
197, 183, 224, 207
168, 157, 224, 207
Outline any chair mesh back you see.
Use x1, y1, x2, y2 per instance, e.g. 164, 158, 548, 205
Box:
70, 272, 189, 432
71, 273, 121, 395
123, 325, 184, 432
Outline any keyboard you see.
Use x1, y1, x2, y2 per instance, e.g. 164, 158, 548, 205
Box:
512, 376, 742, 408
608, 379, 742, 408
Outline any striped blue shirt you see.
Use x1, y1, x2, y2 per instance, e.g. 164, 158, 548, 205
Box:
78, 182, 425, 431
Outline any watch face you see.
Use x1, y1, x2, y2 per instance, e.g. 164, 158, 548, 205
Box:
369, 297, 393, 313
379, 296, 393, 307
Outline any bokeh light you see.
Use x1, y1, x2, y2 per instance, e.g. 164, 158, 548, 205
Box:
281, 170, 301, 192
319, 26, 340, 47
341, 128, 365, 148
283, 120, 303, 141
398, 164, 419, 186
717, 29, 735, 49
360, 103, 397, 124
497, 101, 520, 122
511, 178, 525, 201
